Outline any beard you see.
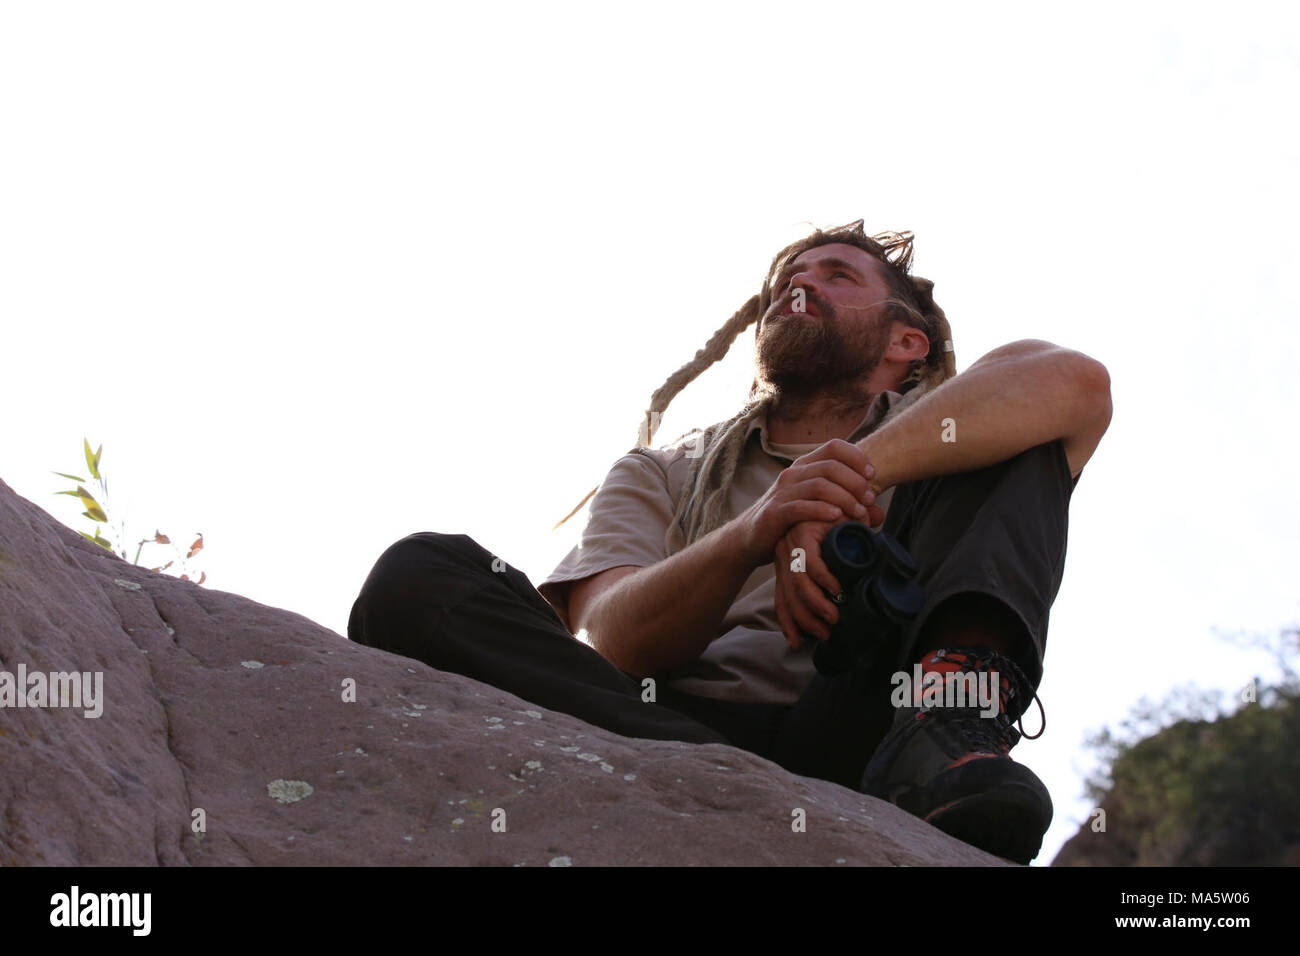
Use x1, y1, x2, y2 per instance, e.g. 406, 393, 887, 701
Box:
755, 295, 891, 395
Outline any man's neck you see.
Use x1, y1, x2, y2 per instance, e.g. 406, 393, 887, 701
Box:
766, 383, 882, 445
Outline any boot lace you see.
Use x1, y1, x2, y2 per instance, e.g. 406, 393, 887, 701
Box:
918, 645, 1046, 749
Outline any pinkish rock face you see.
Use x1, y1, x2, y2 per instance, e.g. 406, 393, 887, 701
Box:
0, 475, 1007, 866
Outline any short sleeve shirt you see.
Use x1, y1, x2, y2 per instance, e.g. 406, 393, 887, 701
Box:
538, 388, 922, 705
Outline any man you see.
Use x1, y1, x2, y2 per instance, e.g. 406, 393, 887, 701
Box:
348, 220, 1111, 863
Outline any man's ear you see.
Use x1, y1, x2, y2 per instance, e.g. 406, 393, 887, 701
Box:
889, 322, 930, 363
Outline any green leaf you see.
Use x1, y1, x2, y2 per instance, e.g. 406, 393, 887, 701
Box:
84, 439, 101, 480
52, 471, 88, 482
94, 443, 103, 473
79, 531, 113, 554
74, 485, 104, 514
54, 490, 83, 497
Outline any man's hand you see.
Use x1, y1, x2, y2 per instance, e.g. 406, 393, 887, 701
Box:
774, 518, 842, 649
734, 439, 884, 569
773, 509, 886, 649
766, 444, 888, 651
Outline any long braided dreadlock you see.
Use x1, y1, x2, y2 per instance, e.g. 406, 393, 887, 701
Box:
554, 220, 958, 556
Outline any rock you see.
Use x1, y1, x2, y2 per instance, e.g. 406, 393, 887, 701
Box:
0, 475, 1009, 866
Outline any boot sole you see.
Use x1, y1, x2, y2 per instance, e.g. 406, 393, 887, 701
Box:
923, 781, 1050, 864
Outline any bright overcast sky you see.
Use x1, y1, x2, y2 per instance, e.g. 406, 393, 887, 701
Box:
3, 1, 1297, 864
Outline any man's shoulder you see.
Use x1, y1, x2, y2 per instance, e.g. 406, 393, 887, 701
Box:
622, 437, 701, 483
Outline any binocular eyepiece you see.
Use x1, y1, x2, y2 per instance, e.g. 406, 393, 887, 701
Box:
802, 521, 927, 676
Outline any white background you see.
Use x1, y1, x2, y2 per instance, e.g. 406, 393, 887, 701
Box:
3, 0, 1297, 864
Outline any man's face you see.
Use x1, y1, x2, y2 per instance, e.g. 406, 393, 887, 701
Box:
755, 242, 896, 393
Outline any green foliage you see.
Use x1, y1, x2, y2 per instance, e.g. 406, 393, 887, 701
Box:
51, 438, 207, 586
1075, 626, 1300, 865
1094, 688, 1300, 865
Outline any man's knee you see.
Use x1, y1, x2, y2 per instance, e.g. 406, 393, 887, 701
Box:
382, 531, 490, 565
350, 532, 493, 641
362, 531, 492, 588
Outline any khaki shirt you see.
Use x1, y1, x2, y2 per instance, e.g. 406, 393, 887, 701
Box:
538, 387, 924, 705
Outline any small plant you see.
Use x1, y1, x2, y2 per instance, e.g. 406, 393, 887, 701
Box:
53, 438, 207, 585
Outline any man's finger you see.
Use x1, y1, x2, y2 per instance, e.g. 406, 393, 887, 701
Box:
788, 584, 831, 641
795, 568, 838, 626
802, 546, 842, 598
795, 438, 872, 478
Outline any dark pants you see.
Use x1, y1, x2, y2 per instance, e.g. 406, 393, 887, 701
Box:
347, 439, 1077, 791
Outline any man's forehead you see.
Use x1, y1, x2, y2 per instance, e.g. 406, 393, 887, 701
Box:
774, 242, 884, 280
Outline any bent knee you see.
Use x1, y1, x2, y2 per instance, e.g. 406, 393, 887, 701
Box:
358, 531, 492, 594
380, 531, 489, 563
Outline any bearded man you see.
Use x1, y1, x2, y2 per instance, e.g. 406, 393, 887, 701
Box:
348, 220, 1112, 864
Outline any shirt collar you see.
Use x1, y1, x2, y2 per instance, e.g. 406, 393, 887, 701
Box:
746, 388, 903, 460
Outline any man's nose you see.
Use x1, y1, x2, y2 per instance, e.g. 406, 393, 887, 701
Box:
788, 272, 823, 308
790, 268, 824, 293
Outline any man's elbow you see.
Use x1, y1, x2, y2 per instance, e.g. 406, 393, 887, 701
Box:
1063, 353, 1112, 475
970, 338, 1059, 368
1073, 353, 1112, 421
977, 341, 1111, 407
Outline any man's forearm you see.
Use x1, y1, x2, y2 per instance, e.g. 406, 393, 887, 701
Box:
584, 521, 757, 678
859, 339, 1107, 494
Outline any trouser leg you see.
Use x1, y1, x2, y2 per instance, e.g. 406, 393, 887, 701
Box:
771, 439, 1077, 788
346, 531, 732, 746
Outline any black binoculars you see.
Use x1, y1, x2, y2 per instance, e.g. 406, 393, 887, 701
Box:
800, 520, 927, 676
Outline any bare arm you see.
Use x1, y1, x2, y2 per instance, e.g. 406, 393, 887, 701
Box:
581, 441, 878, 677
772, 339, 1110, 648
859, 339, 1112, 494
581, 521, 757, 677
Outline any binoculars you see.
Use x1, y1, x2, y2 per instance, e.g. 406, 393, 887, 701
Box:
801, 521, 927, 676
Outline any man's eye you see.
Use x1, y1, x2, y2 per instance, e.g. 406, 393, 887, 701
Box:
833, 271, 853, 280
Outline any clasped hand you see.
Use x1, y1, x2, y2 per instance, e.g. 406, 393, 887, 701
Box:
735, 439, 886, 650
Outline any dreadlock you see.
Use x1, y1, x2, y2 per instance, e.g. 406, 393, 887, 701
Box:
553, 220, 958, 556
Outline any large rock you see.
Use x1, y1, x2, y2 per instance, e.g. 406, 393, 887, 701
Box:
0, 475, 1008, 866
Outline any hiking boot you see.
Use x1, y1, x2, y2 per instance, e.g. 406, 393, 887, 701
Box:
859, 645, 1051, 864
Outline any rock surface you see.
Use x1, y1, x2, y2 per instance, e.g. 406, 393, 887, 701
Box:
0, 475, 1007, 866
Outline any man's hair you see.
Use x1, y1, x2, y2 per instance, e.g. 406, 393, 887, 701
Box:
555, 220, 957, 555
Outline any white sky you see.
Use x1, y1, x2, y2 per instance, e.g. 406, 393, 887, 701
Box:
3, 1, 1297, 864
